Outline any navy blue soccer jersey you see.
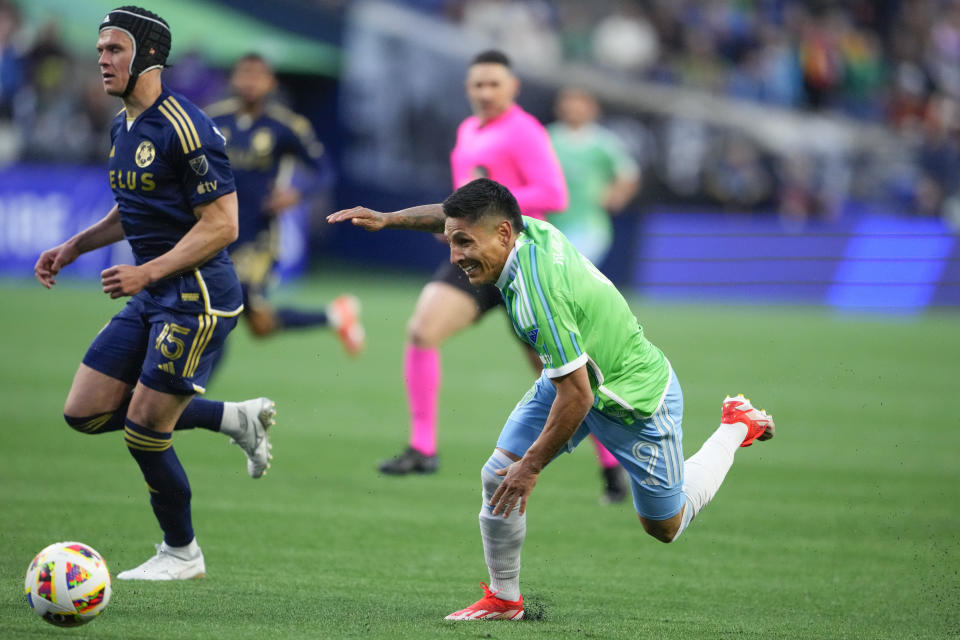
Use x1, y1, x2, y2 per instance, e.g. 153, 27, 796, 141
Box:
207, 99, 328, 247
108, 87, 242, 316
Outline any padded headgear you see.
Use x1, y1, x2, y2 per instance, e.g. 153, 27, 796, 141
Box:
99, 6, 171, 97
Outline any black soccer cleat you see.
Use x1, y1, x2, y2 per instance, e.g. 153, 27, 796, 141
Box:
601, 465, 629, 504
377, 446, 439, 475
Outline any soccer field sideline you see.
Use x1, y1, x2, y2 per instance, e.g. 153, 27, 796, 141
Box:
1, 274, 957, 639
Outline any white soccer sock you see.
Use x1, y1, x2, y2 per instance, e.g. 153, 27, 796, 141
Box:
219, 400, 265, 440
219, 403, 242, 438
162, 537, 201, 559
478, 450, 525, 601
674, 422, 748, 540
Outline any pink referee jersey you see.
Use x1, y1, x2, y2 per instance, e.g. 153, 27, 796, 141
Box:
450, 104, 568, 220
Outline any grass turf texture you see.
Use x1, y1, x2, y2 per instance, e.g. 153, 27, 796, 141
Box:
1, 273, 957, 640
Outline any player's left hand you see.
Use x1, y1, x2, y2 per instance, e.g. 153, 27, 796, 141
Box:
490, 459, 540, 518
263, 186, 302, 216
100, 264, 150, 299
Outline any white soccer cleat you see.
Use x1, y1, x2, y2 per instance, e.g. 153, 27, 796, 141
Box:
116, 542, 205, 581
231, 397, 275, 478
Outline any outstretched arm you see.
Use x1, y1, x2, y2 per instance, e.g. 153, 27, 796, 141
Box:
34, 204, 125, 288
100, 192, 239, 299
326, 203, 446, 233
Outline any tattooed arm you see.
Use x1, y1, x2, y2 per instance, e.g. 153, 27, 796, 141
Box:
326, 203, 445, 233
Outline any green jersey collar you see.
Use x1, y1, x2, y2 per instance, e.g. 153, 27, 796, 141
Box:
495, 238, 522, 291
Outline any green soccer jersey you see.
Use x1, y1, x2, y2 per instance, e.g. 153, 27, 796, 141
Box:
495, 217, 670, 422
546, 122, 638, 247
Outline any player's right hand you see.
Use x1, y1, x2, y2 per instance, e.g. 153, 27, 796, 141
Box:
490, 459, 540, 519
326, 207, 387, 232
34, 242, 79, 289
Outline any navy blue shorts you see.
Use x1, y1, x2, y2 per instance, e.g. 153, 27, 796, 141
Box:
82, 292, 237, 395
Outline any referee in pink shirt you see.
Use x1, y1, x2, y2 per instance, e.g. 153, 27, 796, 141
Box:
376, 51, 628, 501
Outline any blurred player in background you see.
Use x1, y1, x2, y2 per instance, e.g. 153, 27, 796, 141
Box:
33, 6, 275, 581
547, 87, 640, 267
205, 53, 363, 361
379, 50, 628, 503
327, 178, 776, 621
547, 87, 641, 501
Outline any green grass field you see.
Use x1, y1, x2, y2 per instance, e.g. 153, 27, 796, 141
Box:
1, 273, 957, 639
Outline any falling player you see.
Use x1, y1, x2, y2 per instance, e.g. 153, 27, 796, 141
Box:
327, 178, 776, 620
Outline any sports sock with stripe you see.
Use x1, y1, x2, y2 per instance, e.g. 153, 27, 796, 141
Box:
66, 396, 223, 434
174, 398, 223, 432
64, 397, 131, 434
124, 419, 194, 547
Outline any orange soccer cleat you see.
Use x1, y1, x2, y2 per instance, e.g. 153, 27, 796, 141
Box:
722, 394, 775, 447
328, 294, 365, 356
444, 583, 524, 621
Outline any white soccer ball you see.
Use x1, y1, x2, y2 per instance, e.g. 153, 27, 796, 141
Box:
24, 541, 112, 627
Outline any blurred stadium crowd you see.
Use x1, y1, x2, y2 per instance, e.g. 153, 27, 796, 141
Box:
0, 1, 229, 166
2, 0, 960, 224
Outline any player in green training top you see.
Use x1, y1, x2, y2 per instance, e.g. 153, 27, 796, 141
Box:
547, 87, 639, 267
327, 178, 776, 621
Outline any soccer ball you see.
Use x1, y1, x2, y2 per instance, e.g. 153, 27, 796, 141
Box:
24, 541, 112, 627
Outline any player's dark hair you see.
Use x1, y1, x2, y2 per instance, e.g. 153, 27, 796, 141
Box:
443, 178, 524, 232
470, 49, 511, 69
236, 52, 273, 71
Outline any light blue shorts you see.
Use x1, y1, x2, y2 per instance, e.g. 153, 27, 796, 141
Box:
497, 370, 686, 520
